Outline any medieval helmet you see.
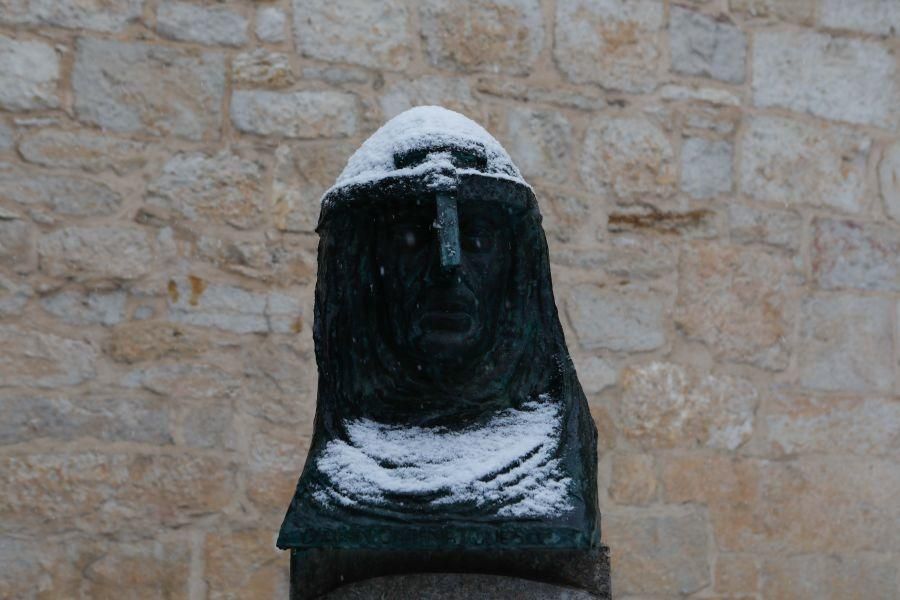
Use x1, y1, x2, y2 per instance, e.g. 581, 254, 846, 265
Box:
317, 105, 538, 269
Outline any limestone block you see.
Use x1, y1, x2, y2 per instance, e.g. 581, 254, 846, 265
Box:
670, 7, 746, 83
797, 294, 893, 393
38, 226, 154, 281
419, 0, 544, 75
753, 30, 898, 128
0, 325, 96, 388
812, 218, 900, 292
680, 137, 733, 199
292, 0, 412, 70
580, 115, 675, 200
567, 283, 667, 352
0, 35, 58, 111
675, 242, 800, 370
740, 115, 870, 214
619, 362, 758, 450
555, 0, 664, 93
506, 107, 573, 185
230, 90, 357, 139
146, 150, 265, 230
157, 1, 248, 46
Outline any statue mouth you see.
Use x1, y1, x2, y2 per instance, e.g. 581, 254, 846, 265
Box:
419, 310, 473, 333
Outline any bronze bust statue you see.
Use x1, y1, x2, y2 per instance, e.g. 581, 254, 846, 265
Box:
277, 107, 607, 598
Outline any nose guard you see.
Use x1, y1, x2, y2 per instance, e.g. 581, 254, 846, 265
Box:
435, 192, 460, 269
393, 145, 487, 270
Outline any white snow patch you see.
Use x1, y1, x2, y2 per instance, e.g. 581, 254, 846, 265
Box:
323, 105, 528, 201
314, 397, 573, 518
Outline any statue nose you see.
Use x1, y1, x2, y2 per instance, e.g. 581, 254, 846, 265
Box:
434, 192, 461, 272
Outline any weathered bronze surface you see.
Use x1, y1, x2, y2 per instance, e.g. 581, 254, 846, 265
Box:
277, 108, 606, 598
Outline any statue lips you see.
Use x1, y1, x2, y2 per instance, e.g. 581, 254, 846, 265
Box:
416, 293, 477, 336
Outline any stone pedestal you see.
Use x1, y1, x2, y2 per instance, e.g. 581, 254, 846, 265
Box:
324, 573, 604, 599
290, 545, 611, 599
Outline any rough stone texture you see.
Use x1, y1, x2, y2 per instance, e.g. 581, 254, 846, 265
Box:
715, 553, 757, 596
206, 530, 289, 599
604, 233, 679, 279
73, 38, 225, 140
380, 76, 479, 121
246, 425, 311, 513
675, 241, 800, 370
105, 321, 209, 364
752, 30, 899, 129
729, 0, 815, 24
609, 453, 656, 505
0, 274, 31, 316
812, 218, 900, 292
19, 129, 147, 174
419, 0, 544, 76
754, 393, 900, 457
728, 203, 802, 251
167, 277, 302, 334
0, 121, 11, 150
619, 362, 758, 450
0, 168, 122, 218
157, 1, 248, 47
0, 452, 234, 534
0, 535, 191, 599
604, 507, 710, 596
195, 234, 316, 284
146, 150, 265, 230
38, 226, 153, 280
819, 0, 900, 37
572, 355, 617, 395
567, 283, 666, 352
272, 142, 353, 232
606, 208, 717, 240
1, 3, 899, 596
680, 137, 732, 199
555, 0, 664, 93
41, 289, 126, 326
233, 49, 294, 88
670, 7, 746, 83
661, 454, 900, 553
0, 34, 59, 111
0, 325, 96, 388
659, 84, 740, 106
762, 554, 899, 600
506, 107, 572, 184
0, 217, 32, 271
797, 294, 894, 393
256, 6, 287, 43
0, 391, 170, 445
230, 90, 357, 139
740, 115, 870, 214
8, 0, 144, 31
880, 141, 900, 222
580, 115, 676, 200
477, 77, 607, 111
292, 0, 412, 71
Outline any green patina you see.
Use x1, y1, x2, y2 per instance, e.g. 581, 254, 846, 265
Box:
276, 108, 605, 598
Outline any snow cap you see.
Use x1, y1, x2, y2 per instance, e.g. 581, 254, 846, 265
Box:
321, 106, 529, 204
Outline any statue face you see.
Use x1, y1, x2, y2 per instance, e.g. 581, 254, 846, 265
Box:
375, 198, 512, 367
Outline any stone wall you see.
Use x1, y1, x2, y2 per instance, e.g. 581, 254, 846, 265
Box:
1, 0, 899, 598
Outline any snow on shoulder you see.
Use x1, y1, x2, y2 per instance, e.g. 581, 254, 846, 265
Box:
324, 106, 528, 200
313, 396, 574, 518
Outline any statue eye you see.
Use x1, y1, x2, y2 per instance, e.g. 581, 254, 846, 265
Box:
394, 224, 427, 250
461, 228, 494, 252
